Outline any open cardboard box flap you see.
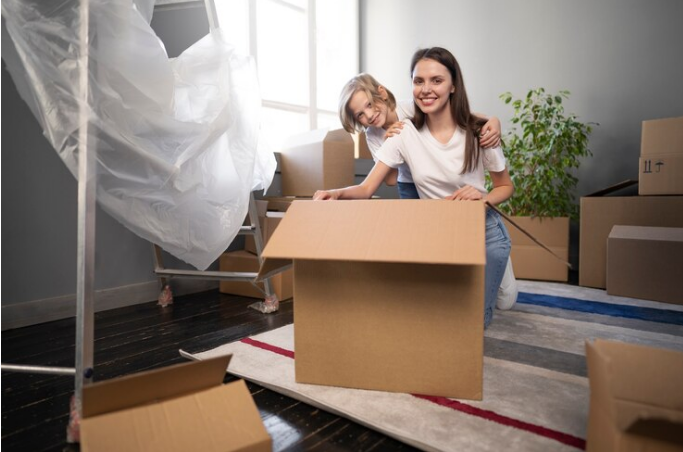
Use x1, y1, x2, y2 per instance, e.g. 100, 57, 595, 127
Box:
80, 355, 271, 452
260, 199, 486, 266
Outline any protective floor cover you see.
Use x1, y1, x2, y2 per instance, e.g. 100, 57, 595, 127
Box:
1, 0, 276, 269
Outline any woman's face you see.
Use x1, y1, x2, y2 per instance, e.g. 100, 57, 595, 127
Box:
412, 58, 454, 117
348, 89, 389, 129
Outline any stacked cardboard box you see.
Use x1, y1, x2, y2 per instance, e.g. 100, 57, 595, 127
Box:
258, 199, 487, 399
279, 128, 355, 196
639, 116, 683, 195
580, 117, 683, 290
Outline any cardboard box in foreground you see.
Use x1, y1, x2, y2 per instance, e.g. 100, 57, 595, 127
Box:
259, 200, 486, 399
586, 340, 683, 452
502, 216, 569, 282
279, 128, 355, 197
80, 355, 271, 452
579, 183, 683, 289
607, 225, 683, 305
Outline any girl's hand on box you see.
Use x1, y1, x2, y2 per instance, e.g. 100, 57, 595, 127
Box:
313, 190, 339, 200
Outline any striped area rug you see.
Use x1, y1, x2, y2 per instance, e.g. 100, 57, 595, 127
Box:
183, 281, 683, 452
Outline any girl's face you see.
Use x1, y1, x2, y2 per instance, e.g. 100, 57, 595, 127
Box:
412, 58, 454, 117
348, 89, 389, 129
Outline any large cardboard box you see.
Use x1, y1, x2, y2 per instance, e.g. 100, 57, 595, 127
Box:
220, 250, 293, 300
259, 199, 486, 399
280, 129, 355, 196
80, 355, 271, 452
606, 226, 683, 305
579, 183, 683, 289
585, 340, 683, 452
639, 117, 683, 196
502, 216, 569, 282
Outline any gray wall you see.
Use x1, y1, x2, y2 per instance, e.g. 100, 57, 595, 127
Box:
360, 0, 683, 197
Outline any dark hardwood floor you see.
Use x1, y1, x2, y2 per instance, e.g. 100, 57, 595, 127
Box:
2, 289, 418, 451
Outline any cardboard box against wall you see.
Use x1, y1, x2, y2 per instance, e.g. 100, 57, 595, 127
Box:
606, 226, 683, 305
279, 128, 355, 196
639, 117, 683, 196
245, 211, 286, 255
502, 216, 569, 282
585, 340, 683, 452
80, 355, 271, 452
579, 182, 683, 289
357, 131, 373, 159
259, 199, 486, 400
220, 250, 293, 300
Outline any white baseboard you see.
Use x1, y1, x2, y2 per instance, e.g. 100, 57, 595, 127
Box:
1, 279, 219, 331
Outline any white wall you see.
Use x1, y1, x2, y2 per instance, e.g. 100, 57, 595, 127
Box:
361, 0, 683, 196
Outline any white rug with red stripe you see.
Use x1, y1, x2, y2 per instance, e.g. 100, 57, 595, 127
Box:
182, 281, 683, 452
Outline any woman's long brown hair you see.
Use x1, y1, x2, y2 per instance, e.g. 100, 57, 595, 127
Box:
410, 47, 487, 174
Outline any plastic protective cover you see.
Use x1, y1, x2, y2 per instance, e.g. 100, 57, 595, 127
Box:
1, 0, 276, 269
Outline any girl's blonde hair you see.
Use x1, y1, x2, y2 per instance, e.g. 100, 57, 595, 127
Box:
338, 73, 397, 133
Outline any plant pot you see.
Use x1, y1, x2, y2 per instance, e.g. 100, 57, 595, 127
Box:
502, 216, 570, 282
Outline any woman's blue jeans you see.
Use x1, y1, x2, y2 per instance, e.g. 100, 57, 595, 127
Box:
398, 181, 420, 199
484, 208, 511, 329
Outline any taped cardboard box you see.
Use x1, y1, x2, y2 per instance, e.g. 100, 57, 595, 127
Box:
279, 129, 355, 196
606, 225, 683, 305
502, 216, 569, 282
259, 200, 486, 400
579, 181, 683, 289
220, 250, 293, 301
639, 117, 683, 196
586, 340, 683, 452
80, 355, 271, 452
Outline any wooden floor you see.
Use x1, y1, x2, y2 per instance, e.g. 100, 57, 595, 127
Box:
1, 289, 418, 451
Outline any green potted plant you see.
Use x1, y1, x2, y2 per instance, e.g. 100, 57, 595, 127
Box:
494, 88, 595, 281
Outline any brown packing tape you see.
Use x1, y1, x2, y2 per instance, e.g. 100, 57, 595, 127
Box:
485, 202, 573, 269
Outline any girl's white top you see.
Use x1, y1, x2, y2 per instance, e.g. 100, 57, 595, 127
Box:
376, 120, 506, 200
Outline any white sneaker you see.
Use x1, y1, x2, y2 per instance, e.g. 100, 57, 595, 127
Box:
496, 256, 518, 310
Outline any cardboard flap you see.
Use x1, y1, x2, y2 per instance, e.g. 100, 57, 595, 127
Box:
262, 199, 486, 265
584, 179, 638, 197
82, 355, 232, 418
256, 257, 293, 281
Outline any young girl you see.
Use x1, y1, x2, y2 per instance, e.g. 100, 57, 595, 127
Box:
315, 47, 513, 328
338, 73, 502, 199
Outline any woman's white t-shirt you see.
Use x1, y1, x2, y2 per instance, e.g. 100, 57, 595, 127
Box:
376, 120, 506, 200
364, 101, 415, 183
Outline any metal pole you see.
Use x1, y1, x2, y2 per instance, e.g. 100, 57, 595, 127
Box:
0, 364, 76, 376
74, 0, 95, 419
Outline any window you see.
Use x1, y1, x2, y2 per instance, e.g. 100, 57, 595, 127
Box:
216, 0, 359, 152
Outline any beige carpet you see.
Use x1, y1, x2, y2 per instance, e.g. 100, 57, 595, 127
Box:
182, 281, 683, 451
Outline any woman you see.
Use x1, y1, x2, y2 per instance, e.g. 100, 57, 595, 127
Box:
338, 73, 501, 199
314, 47, 513, 328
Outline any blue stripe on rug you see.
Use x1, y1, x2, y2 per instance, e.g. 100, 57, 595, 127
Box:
517, 292, 683, 326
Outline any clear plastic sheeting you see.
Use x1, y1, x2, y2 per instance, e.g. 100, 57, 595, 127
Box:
1, 0, 276, 270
